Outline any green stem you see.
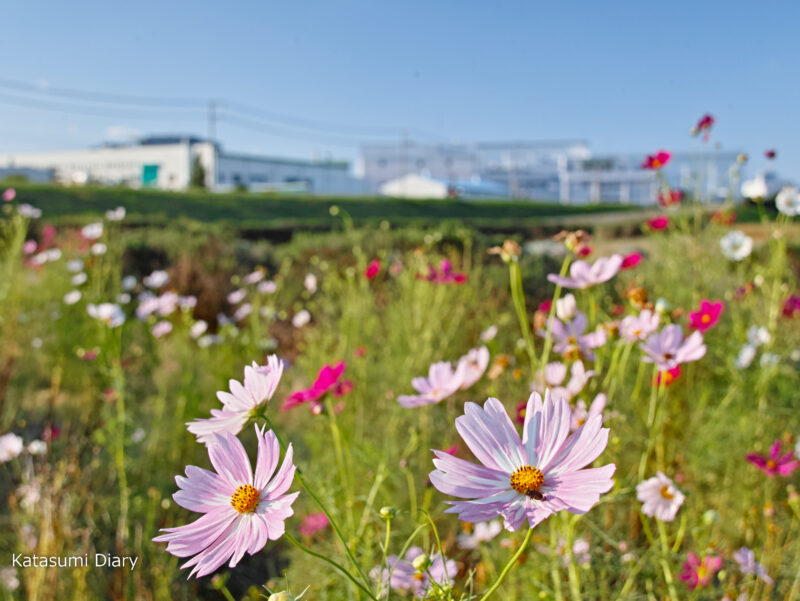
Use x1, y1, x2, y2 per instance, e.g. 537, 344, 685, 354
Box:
508, 260, 537, 374
479, 527, 533, 601
539, 254, 572, 369
656, 520, 678, 601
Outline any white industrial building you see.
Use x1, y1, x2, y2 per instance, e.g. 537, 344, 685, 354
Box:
0, 135, 368, 195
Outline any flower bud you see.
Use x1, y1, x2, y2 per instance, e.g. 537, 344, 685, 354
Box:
412, 553, 431, 572
556, 294, 577, 321
379, 506, 398, 519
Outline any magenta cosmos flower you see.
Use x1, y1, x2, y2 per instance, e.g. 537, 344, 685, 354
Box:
646, 216, 669, 231
641, 151, 671, 170
688, 299, 724, 333
365, 258, 381, 280
398, 361, 462, 408
188, 356, 284, 443
547, 254, 623, 289
640, 325, 706, 371
282, 362, 346, 411
636, 472, 685, 522
371, 547, 456, 598
680, 552, 722, 590
153, 425, 298, 578
429, 391, 615, 531
746, 439, 799, 477
621, 252, 642, 270
538, 312, 607, 361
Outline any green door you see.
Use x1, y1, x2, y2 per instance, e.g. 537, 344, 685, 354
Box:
142, 164, 159, 187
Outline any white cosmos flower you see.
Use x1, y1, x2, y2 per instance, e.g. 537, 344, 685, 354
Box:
143, 270, 169, 289
66, 259, 84, 272
71, 272, 88, 286
720, 231, 753, 261
87, 303, 125, 327
734, 344, 757, 369
91, 243, 107, 255
63, 290, 82, 305
776, 186, 800, 216
121, 275, 137, 290
292, 309, 311, 328
105, 206, 126, 221
81, 222, 103, 240
304, 273, 317, 293
746, 326, 770, 347
0, 433, 24, 463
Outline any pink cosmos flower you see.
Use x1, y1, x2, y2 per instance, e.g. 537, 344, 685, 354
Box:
538, 300, 552, 313
621, 252, 642, 270
636, 472, 685, 522
2, 188, 16, 202
429, 391, 615, 531
457, 521, 502, 549
680, 553, 722, 590
282, 362, 346, 411
454, 346, 490, 390
733, 547, 773, 585
365, 259, 381, 280
746, 440, 799, 477
782, 295, 800, 318
418, 259, 467, 284
688, 299, 724, 333
153, 425, 298, 578
640, 325, 706, 370
570, 394, 606, 431
547, 255, 623, 289
657, 189, 683, 207
619, 310, 660, 343
188, 356, 284, 442
641, 151, 672, 170
298, 512, 329, 537
646, 216, 669, 231
533, 361, 595, 402
22, 240, 37, 255
397, 361, 462, 408
538, 312, 607, 361
371, 547, 456, 598
152, 321, 173, 338
692, 114, 715, 138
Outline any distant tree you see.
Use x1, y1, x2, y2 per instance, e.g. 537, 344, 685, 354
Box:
190, 155, 207, 189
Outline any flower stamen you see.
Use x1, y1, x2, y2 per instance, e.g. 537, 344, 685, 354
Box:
230, 484, 260, 514
510, 465, 544, 498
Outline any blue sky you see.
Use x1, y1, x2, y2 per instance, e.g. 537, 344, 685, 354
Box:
2, 0, 798, 179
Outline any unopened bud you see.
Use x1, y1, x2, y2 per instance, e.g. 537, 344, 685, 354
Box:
379, 506, 398, 520
412, 553, 431, 572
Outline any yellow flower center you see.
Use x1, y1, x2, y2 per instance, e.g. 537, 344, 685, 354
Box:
510, 465, 544, 496
660, 484, 674, 500
663, 352, 674, 360
652, 159, 661, 168
766, 459, 777, 471
230, 484, 260, 514
413, 573, 425, 581
701, 314, 711, 324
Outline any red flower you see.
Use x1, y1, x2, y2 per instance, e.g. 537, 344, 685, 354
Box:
691, 114, 715, 139
655, 366, 681, 387
657, 189, 683, 207
538, 300, 552, 313
687, 299, 724, 333
646, 216, 669, 231
641, 151, 672, 170
576, 244, 593, 257
680, 552, 722, 590
765, 149, 777, 160
746, 440, 799, 477
515, 400, 527, 425
417, 259, 467, 284
365, 259, 381, 280
782, 295, 800, 318
282, 362, 347, 411
621, 252, 642, 270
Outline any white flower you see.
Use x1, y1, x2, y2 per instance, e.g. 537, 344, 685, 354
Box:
190, 320, 208, 338
795, 438, 800, 460
105, 206, 126, 221
17, 481, 41, 511
480, 325, 498, 342
0, 433, 24, 463
197, 334, 222, 348
556, 293, 577, 321
741, 175, 769, 200
63, 290, 82, 305
81, 222, 103, 240
234, 303, 253, 321
0, 566, 19, 592
131, 428, 146, 443
117, 293, 131, 304
18, 204, 42, 218
31, 337, 42, 349
776, 185, 800, 216
121, 275, 137, 291
304, 273, 317, 294
791, 349, 800, 362
87, 303, 125, 327
143, 270, 169, 289
734, 344, 757, 369
151, 321, 173, 338
636, 472, 685, 522
45, 248, 62, 262
71, 272, 88, 286
746, 326, 770, 347
720, 231, 753, 261
27, 440, 47, 455
66, 259, 84, 272
243, 269, 265, 284
227, 288, 247, 304
258, 280, 277, 295
457, 521, 502, 549
292, 309, 311, 328
91, 242, 107, 255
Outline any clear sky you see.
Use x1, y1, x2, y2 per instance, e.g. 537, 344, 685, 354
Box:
1, 0, 798, 179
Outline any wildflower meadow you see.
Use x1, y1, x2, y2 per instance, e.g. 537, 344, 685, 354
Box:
1, 122, 800, 601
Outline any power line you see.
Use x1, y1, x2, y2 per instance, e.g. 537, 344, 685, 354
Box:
218, 113, 387, 147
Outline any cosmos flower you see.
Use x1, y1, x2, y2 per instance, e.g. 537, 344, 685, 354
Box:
298, 512, 329, 537
641, 151, 672, 170
143, 270, 169, 289
480, 325, 498, 342
188, 356, 284, 442
619, 310, 660, 343
227, 289, 247, 305
190, 320, 208, 339
105, 206, 126, 221
655, 366, 681, 387
243, 269, 265, 285
687, 300, 724, 333
680, 553, 722, 590
570, 394, 606, 432
0, 433, 24, 463
783, 296, 800, 318
720, 231, 753, 261
538, 312, 607, 361
746, 440, 799, 477
733, 547, 773, 585
646, 216, 669, 231
533, 361, 595, 402
456, 521, 503, 549
776, 186, 800, 216
657, 189, 683, 207
152, 321, 173, 338
746, 326, 771, 346
71, 272, 88, 286
556, 294, 577, 321
304, 273, 317, 294
121, 275, 137, 291
292, 310, 311, 328
87, 303, 125, 327
2, 188, 15, 202
153, 425, 298, 578
365, 259, 381, 280
282, 362, 347, 411
63, 290, 82, 305
397, 361, 462, 408
371, 547, 456, 598
636, 472, 685, 522
692, 114, 715, 138
429, 391, 615, 531
621, 252, 642, 270
418, 259, 467, 284
258, 280, 278, 295
18, 204, 42, 219
547, 255, 623, 290
734, 344, 757, 369
454, 346, 490, 390
640, 325, 706, 370
80, 222, 103, 240
765, 149, 776, 159
22, 240, 37, 255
